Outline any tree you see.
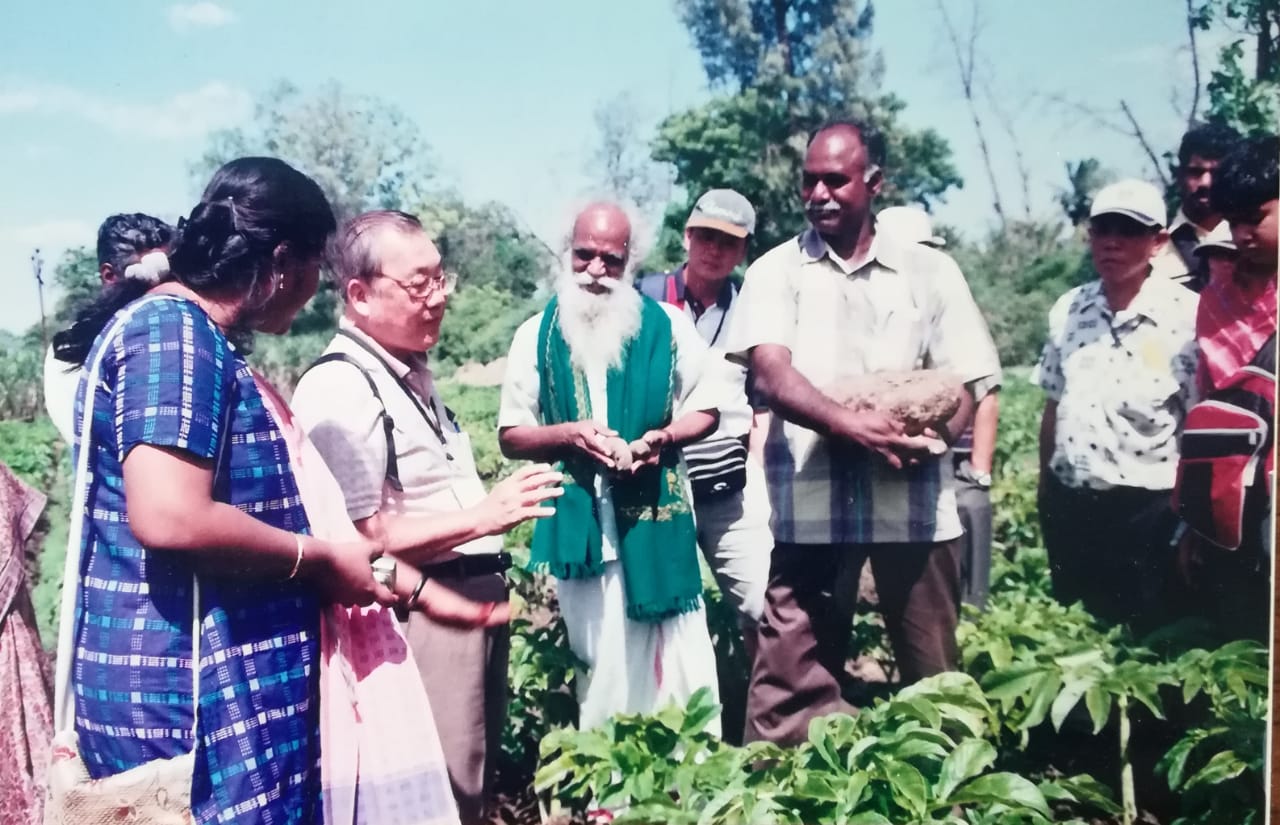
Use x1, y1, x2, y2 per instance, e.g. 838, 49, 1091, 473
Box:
413, 194, 555, 300
50, 247, 99, 326
647, 0, 961, 265
192, 81, 434, 221
1057, 159, 1113, 228
587, 92, 672, 212
1193, 0, 1280, 134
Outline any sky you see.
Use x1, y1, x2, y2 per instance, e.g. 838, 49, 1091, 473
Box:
0, 0, 1229, 333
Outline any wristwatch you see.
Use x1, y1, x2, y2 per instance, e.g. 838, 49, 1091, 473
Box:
972, 470, 993, 488
959, 460, 992, 488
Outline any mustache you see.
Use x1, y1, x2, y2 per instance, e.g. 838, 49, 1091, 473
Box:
573, 272, 618, 292
805, 200, 840, 214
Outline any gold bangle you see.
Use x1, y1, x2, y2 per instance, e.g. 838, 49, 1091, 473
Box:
286, 535, 305, 581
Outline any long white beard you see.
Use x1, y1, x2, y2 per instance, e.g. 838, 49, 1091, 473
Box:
555, 268, 642, 376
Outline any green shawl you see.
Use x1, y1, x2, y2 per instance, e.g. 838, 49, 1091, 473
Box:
530, 295, 702, 623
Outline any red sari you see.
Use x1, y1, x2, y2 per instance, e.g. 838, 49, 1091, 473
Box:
0, 462, 53, 825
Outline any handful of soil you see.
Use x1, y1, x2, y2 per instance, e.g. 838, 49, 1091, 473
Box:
825, 370, 964, 436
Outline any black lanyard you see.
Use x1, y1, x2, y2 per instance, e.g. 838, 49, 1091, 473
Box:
337, 329, 453, 461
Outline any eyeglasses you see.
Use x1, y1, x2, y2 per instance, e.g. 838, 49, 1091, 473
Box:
378, 270, 458, 300
572, 247, 627, 269
1089, 216, 1157, 239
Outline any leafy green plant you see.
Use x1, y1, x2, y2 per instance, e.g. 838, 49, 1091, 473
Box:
536, 673, 1115, 824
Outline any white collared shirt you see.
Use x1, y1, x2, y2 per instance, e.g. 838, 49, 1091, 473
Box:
723, 228, 1002, 545
1034, 276, 1199, 490
292, 317, 501, 555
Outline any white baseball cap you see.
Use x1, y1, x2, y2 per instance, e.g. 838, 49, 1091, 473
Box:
877, 206, 945, 247
1089, 179, 1167, 228
1194, 221, 1236, 255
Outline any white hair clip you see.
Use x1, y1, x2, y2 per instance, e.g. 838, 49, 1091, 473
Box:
123, 250, 171, 284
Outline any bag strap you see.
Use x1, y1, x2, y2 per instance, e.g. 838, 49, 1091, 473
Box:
301, 352, 404, 491
54, 295, 208, 735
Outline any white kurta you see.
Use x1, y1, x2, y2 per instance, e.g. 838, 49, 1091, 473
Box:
498, 303, 723, 732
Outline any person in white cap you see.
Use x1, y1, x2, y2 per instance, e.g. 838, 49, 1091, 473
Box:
1033, 178, 1199, 629
877, 206, 1001, 613
1191, 221, 1237, 293
635, 189, 773, 681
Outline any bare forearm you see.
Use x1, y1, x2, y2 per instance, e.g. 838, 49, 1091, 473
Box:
128, 497, 304, 579
751, 349, 848, 438
666, 410, 718, 447
358, 510, 486, 567
499, 424, 573, 462
970, 392, 1000, 473
940, 385, 976, 446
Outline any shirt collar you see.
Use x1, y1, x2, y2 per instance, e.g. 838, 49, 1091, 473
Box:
798, 227, 904, 275
1168, 208, 1220, 240
1082, 273, 1175, 324
672, 263, 735, 311
337, 315, 430, 381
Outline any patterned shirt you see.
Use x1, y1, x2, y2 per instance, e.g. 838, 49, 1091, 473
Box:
724, 229, 1001, 545
1035, 276, 1199, 490
72, 296, 322, 825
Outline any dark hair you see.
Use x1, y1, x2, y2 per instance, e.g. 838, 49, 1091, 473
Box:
1178, 121, 1241, 166
808, 119, 887, 169
96, 213, 173, 272
1210, 134, 1279, 216
55, 157, 335, 366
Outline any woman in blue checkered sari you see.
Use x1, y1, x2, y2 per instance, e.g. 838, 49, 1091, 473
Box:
51, 157, 394, 824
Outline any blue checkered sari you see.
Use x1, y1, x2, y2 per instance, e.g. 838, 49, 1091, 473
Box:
70, 296, 322, 824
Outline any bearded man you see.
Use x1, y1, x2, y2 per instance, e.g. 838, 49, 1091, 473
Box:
498, 202, 724, 731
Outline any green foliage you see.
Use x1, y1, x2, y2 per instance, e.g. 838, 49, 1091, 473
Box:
651, 0, 962, 265
1056, 160, 1113, 228
414, 196, 554, 300
193, 80, 434, 220
0, 341, 44, 420
51, 246, 100, 327
247, 332, 331, 396
989, 376, 1045, 558
536, 673, 1112, 824
433, 286, 541, 373
952, 223, 1091, 368
1192, 0, 1280, 135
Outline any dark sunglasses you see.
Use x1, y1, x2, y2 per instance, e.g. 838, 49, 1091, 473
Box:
573, 247, 627, 269
801, 172, 853, 190
1089, 215, 1158, 238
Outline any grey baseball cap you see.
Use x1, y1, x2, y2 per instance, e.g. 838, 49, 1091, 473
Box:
686, 189, 756, 238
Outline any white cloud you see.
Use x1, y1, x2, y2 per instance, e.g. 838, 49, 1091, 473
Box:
0, 79, 251, 139
167, 2, 237, 32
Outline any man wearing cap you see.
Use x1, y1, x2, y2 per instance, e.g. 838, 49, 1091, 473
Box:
1152, 122, 1241, 291
636, 189, 773, 661
1034, 179, 1198, 628
725, 120, 1001, 746
878, 206, 1001, 612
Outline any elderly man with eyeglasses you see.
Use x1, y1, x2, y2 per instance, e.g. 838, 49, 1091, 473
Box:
498, 201, 725, 733
292, 210, 561, 824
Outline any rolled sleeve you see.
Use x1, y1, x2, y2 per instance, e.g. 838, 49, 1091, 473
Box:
497, 315, 544, 428
113, 303, 233, 464
724, 252, 797, 367
292, 361, 387, 521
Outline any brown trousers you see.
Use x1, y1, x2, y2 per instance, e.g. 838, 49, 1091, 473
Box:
402, 572, 510, 825
744, 540, 962, 745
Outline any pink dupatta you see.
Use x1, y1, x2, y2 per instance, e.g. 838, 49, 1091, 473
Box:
254, 375, 459, 825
